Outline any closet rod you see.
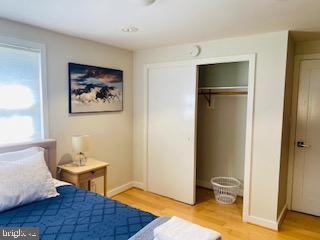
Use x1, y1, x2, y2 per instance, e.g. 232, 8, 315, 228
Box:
198, 86, 248, 90
198, 90, 247, 107
198, 92, 247, 95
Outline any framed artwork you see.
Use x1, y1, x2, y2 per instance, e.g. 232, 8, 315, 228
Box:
68, 63, 123, 113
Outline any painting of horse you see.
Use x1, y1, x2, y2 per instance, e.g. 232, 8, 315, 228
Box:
68, 63, 123, 113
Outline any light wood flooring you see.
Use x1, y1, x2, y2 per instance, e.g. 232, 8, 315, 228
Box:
112, 187, 320, 240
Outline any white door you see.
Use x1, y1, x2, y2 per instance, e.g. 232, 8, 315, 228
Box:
147, 65, 197, 205
292, 60, 320, 216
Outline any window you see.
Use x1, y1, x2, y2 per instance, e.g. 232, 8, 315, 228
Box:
0, 39, 47, 144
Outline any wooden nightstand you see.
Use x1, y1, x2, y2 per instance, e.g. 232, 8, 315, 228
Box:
58, 158, 109, 196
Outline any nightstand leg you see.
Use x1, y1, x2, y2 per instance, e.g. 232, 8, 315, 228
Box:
75, 176, 80, 188
104, 167, 107, 197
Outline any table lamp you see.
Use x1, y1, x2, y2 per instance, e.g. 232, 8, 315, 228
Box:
72, 135, 91, 166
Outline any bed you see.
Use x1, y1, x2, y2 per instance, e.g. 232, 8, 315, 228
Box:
0, 140, 158, 240
0, 184, 157, 239
0, 139, 221, 240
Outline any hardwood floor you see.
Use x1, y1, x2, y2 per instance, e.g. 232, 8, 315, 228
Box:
112, 187, 320, 240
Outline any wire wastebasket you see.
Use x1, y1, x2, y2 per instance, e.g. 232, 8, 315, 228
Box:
211, 177, 241, 204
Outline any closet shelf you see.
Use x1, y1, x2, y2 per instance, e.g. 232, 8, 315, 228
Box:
198, 86, 247, 95
198, 86, 248, 92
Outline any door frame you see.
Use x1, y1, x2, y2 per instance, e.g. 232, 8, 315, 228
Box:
143, 54, 256, 222
287, 53, 320, 210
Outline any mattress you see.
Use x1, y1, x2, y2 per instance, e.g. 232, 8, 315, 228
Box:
0, 185, 157, 240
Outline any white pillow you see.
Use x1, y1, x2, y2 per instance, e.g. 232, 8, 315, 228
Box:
52, 178, 71, 188
0, 151, 59, 212
0, 147, 42, 162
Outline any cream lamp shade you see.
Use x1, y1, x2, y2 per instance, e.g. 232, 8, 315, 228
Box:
72, 135, 91, 153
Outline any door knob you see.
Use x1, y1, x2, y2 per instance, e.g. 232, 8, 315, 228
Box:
297, 141, 311, 148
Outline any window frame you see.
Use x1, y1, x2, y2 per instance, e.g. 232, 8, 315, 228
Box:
0, 36, 49, 141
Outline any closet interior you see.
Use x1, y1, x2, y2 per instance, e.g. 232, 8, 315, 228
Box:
196, 61, 249, 205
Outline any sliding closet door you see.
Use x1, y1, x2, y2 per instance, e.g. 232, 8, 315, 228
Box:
147, 64, 197, 205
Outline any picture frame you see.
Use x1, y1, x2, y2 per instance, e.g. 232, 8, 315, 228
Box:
68, 63, 123, 113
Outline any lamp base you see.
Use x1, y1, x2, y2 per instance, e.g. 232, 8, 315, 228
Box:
73, 152, 87, 166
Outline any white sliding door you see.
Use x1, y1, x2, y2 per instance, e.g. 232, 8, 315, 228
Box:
147, 64, 197, 205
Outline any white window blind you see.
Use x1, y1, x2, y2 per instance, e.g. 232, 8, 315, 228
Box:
0, 44, 45, 144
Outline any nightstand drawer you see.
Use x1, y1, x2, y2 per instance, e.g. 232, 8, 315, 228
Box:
60, 171, 78, 185
79, 168, 105, 182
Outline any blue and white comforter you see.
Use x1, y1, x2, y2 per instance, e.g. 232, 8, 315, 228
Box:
0, 185, 157, 240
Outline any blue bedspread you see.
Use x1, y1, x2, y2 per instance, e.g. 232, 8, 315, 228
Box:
0, 185, 157, 240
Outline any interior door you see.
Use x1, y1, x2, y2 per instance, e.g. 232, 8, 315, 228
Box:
147, 64, 197, 205
292, 60, 320, 216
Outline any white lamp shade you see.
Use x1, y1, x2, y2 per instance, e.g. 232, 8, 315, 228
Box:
72, 135, 91, 153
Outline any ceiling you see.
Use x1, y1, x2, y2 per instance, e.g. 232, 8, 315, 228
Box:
0, 0, 320, 50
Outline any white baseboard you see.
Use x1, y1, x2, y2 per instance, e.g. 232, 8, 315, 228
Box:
107, 181, 146, 198
196, 179, 244, 196
277, 203, 288, 229
132, 181, 145, 190
107, 180, 280, 231
247, 215, 278, 230
107, 182, 134, 198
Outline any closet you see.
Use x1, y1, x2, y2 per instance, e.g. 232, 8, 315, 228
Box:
146, 56, 254, 211
196, 62, 249, 199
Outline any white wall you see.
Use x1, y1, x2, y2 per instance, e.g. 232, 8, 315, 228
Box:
198, 62, 249, 87
133, 31, 289, 225
0, 19, 133, 194
196, 96, 247, 189
277, 34, 294, 218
